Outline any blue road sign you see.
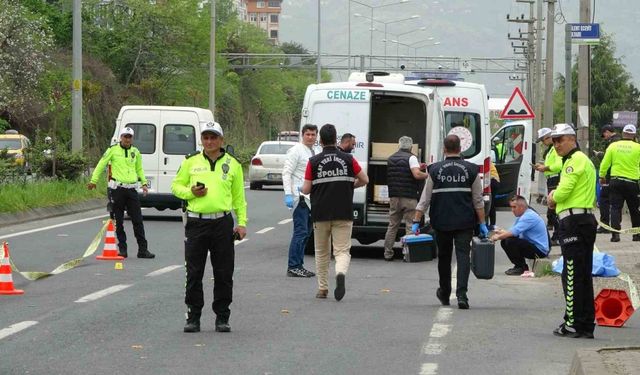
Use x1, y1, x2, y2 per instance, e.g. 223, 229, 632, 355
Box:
570, 23, 600, 44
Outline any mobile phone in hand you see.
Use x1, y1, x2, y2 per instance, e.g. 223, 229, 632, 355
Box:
196, 181, 205, 189
233, 232, 241, 241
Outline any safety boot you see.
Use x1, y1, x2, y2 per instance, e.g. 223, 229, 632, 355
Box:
633, 234, 640, 242
611, 233, 620, 242
137, 250, 155, 259
183, 309, 201, 333
215, 316, 231, 332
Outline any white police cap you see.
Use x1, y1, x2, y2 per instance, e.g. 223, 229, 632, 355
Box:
119, 127, 134, 137
201, 121, 223, 136
622, 124, 637, 134
537, 127, 552, 141
550, 123, 576, 138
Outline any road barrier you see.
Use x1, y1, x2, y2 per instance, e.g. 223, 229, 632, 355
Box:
7, 220, 109, 281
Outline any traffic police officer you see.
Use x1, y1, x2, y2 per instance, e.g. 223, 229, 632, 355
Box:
171, 121, 247, 333
598, 124, 640, 242
88, 127, 155, 259
547, 123, 597, 339
596, 124, 621, 233
534, 127, 562, 244
412, 135, 487, 310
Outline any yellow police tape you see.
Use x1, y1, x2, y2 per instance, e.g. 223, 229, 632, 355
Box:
593, 244, 640, 309
597, 220, 640, 235
8, 220, 109, 281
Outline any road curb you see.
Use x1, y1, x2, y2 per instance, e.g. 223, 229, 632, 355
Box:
570, 346, 640, 375
0, 198, 106, 228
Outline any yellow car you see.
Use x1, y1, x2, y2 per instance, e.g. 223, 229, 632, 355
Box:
0, 130, 31, 167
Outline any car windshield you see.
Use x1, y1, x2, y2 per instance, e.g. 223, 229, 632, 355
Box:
259, 144, 294, 154
0, 139, 21, 150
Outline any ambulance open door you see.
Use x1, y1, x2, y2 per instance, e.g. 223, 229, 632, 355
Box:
491, 120, 532, 207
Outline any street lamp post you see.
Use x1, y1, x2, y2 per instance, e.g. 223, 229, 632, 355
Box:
354, 13, 420, 68
349, 0, 412, 69
387, 39, 441, 69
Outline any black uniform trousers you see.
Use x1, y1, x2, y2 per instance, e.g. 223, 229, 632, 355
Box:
501, 237, 547, 268
599, 183, 612, 226
609, 178, 640, 231
184, 214, 234, 320
109, 187, 148, 253
558, 213, 597, 334
546, 176, 560, 239
434, 229, 473, 300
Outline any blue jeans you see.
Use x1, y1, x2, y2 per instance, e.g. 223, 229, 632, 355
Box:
288, 200, 312, 269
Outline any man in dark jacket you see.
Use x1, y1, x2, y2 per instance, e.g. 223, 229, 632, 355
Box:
383, 136, 428, 260
412, 135, 487, 310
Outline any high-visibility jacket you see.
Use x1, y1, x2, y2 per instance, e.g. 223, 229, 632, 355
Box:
90, 143, 147, 185
599, 139, 640, 180
552, 149, 596, 213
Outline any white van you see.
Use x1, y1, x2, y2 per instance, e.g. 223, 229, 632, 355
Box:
110, 105, 214, 210
299, 72, 531, 245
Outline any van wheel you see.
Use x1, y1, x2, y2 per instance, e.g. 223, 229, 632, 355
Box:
249, 182, 262, 190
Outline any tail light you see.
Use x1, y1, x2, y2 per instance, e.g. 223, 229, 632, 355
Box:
251, 158, 262, 166
481, 157, 491, 195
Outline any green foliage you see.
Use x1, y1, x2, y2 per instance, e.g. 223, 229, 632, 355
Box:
0, 178, 106, 213
22, 0, 72, 46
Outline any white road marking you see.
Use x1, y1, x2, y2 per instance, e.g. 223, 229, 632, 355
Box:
0, 321, 38, 341
0, 214, 109, 240
75, 284, 132, 303
419, 363, 438, 375
429, 323, 452, 338
146, 265, 182, 277
278, 219, 292, 225
256, 227, 274, 234
422, 341, 446, 355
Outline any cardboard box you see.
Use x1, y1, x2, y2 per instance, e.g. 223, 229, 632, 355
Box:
371, 142, 419, 159
373, 185, 389, 203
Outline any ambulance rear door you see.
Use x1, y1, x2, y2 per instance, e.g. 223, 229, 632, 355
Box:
491, 120, 533, 207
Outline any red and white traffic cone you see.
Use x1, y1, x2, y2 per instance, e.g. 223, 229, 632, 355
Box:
0, 242, 24, 295
96, 220, 124, 261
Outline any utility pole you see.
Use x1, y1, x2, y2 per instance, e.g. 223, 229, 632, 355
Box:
209, 0, 216, 114
508, 1, 536, 109
564, 23, 572, 125
577, 0, 590, 150
71, 0, 82, 152
317, 0, 321, 83
544, 0, 556, 129
534, 0, 543, 135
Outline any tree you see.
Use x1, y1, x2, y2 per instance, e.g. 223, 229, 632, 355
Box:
0, 0, 54, 122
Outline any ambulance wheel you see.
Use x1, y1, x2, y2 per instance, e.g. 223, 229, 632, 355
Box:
249, 182, 262, 190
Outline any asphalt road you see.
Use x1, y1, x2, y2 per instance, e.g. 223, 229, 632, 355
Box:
1, 186, 639, 375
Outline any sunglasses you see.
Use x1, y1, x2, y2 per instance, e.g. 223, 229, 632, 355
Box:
122, 134, 133, 138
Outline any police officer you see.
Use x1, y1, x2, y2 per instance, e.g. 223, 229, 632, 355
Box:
412, 135, 487, 310
88, 127, 155, 259
383, 136, 428, 261
598, 124, 640, 242
547, 123, 597, 339
596, 124, 622, 233
534, 127, 562, 245
171, 121, 247, 333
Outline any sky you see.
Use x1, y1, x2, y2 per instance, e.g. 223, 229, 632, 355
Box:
279, 0, 640, 98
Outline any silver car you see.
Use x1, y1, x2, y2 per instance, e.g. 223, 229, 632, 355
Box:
248, 141, 297, 190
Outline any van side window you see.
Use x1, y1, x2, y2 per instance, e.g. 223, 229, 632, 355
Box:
127, 123, 156, 154
164, 124, 196, 155
444, 111, 481, 158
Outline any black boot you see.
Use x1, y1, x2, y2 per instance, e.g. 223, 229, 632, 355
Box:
611, 233, 620, 242
118, 246, 128, 258
215, 316, 231, 332
137, 250, 155, 259
633, 234, 640, 242
183, 309, 201, 333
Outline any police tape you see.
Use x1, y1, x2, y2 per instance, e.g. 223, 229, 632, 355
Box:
8, 220, 109, 281
596, 220, 640, 235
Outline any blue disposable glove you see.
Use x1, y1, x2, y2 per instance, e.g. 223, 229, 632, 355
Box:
411, 222, 420, 235
284, 194, 294, 209
478, 223, 489, 238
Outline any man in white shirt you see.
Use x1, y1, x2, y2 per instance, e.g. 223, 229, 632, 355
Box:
282, 124, 320, 277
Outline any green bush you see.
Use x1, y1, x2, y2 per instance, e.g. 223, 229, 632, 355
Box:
37, 151, 89, 180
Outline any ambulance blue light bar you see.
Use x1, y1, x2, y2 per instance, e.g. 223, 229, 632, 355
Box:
417, 79, 456, 87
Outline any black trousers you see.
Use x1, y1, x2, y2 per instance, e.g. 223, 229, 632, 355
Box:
109, 187, 147, 252
501, 237, 546, 268
599, 183, 611, 225
546, 176, 560, 239
558, 213, 597, 334
434, 229, 472, 299
184, 214, 235, 319
609, 178, 640, 231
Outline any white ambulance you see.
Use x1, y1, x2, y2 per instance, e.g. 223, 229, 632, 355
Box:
110, 105, 215, 210
299, 72, 532, 245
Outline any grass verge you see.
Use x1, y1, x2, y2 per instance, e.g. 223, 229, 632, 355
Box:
0, 178, 107, 213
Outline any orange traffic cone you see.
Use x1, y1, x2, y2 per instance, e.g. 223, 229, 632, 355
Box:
0, 242, 24, 295
96, 220, 124, 261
